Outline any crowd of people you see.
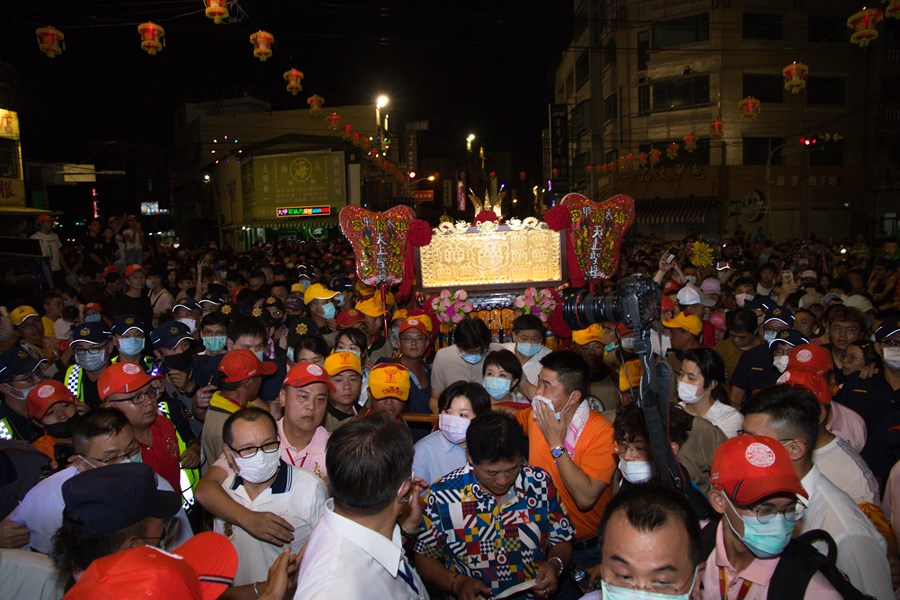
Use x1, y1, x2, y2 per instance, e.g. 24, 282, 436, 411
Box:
0, 212, 899, 599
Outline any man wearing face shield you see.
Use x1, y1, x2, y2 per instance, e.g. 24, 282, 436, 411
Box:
0, 348, 48, 442
56, 322, 113, 409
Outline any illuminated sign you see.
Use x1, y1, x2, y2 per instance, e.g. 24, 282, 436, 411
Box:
0, 109, 20, 141
276, 205, 332, 217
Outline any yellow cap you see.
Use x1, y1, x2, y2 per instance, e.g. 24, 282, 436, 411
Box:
619, 359, 643, 392
11, 306, 39, 327
356, 297, 387, 318
662, 311, 703, 336
324, 351, 362, 376
368, 363, 410, 401
571, 324, 603, 346
304, 283, 338, 305
392, 309, 409, 322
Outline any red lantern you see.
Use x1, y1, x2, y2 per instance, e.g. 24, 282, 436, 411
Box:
649, 147, 661, 166
341, 124, 353, 139
586, 165, 592, 173
783, 62, 808, 94
617, 156, 627, 170
203, 0, 229, 24
625, 152, 634, 165
35, 26, 64, 58
137, 22, 165, 55
637, 152, 648, 166
607, 161, 616, 172
847, 8, 883, 46
250, 30, 274, 61
887, 0, 900, 19
599, 164, 608, 174
666, 142, 680, 160
739, 96, 761, 119
326, 112, 340, 130
283, 69, 304, 95
683, 132, 698, 152
307, 94, 324, 115
710, 118, 725, 138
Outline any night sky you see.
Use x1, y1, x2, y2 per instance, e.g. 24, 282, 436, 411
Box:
0, 1, 574, 175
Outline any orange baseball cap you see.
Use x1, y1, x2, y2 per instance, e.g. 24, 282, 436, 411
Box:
98, 362, 159, 400
787, 344, 832, 376
218, 349, 277, 383
571, 324, 604, 346
399, 315, 433, 336
283, 361, 336, 392
26, 380, 76, 420
618, 359, 643, 392
37, 214, 54, 224
710, 435, 807, 504
777, 368, 832, 404
368, 363, 410, 401
324, 351, 362, 376
124, 264, 145, 278
662, 311, 703, 336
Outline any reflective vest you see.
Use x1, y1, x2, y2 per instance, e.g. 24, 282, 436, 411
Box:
64, 364, 84, 400
158, 401, 201, 511
0, 417, 14, 441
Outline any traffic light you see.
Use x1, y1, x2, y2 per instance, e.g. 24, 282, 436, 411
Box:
799, 134, 819, 146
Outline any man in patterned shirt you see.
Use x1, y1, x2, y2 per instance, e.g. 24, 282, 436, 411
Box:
415, 413, 574, 598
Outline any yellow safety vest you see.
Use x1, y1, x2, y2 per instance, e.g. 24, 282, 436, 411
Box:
158, 400, 201, 512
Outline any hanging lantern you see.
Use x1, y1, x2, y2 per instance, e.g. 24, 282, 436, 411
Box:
783, 62, 809, 94
607, 161, 616, 173
683, 132, 698, 152
617, 156, 627, 171
586, 165, 592, 173
847, 7, 883, 46
283, 69, 304, 95
637, 152, 648, 166
250, 30, 274, 61
203, 0, 229, 24
666, 142, 680, 160
739, 96, 761, 119
710, 118, 725, 138
326, 112, 340, 130
649, 147, 661, 166
307, 94, 324, 115
137, 22, 165, 56
599, 164, 608, 174
886, 0, 900, 19
625, 152, 634, 165
35, 26, 64, 58
341, 124, 353, 139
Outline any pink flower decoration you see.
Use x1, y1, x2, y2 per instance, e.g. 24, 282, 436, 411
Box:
456, 290, 468, 300
439, 289, 451, 299
514, 297, 526, 308
451, 313, 464, 323
461, 301, 474, 312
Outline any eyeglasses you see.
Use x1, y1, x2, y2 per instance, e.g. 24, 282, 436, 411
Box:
107, 386, 162, 406
79, 440, 142, 466
399, 335, 428, 344
10, 371, 42, 385
614, 441, 649, 459
830, 325, 861, 335
881, 339, 900, 348
227, 439, 280, 459
725, 493, 806, 524
73, 344, 109, 358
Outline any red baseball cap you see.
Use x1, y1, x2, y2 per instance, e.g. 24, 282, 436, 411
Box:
283, 361, 336, 392
710, 435, 807, 504
787, 344, 832, 376
777, 368, 832, 404
660, 295, 675, 313
124, 264, 145, 278
37, 214, 54, 224
336, 308, 365, 329
217, 349, 277, 383
98, 362, 159, 401
26, 380, 76, 420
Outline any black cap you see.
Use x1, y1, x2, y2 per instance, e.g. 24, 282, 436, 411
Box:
111, 314, 146, 336
199, 292, 224, 307
262, 296, 285, 311
149, 321, 193, 350
0, 347, 46, 382
876, 316, 900, 341
61, 463, 181, 536
173, 297, 201, 312
70, 322, 113, 346
764, 306, 795, 327
330, 277, 354, 291
768, 328, 810, 349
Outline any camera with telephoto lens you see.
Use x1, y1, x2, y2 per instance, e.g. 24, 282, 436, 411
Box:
563, 275, 661, 337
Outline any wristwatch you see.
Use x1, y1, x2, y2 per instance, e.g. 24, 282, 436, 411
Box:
550, 446, 565, 459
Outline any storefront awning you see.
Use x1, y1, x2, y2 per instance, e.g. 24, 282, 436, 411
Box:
636, 199, 717, 225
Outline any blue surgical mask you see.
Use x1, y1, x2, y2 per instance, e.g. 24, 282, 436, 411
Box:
335, 294, 346, 308
764, 331, 777, 344
254, 350, 265, 362
118, 337, 145, 356
203, 335, 226, 353
340, 348, 361, 358
601, 567, 698, 600
722, 495, 795, 558
320, 303, 336, 320
85, 313, 101, 323
9, 383, 37, 402
516, 342, 542, 358
460, 351, 483, 365
124, 452, 143, 465
483, 376, 512, 400
604, 342, 617, 353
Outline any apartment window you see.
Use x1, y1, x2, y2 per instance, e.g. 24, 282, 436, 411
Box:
575, 51, 590, 90
743, 137, 784, 166
743, 13, 783, 40
652, 75, 709, 110
604, 40, 617, 67
571, 100, 590, 136
807, 77, 845, 105
742, 74, 783, 103
637, 31, 650, 70
810, 140, 844, 166
638, 85, 650, 116
653, 14, 709, 49
605, 94, 618, 121
809, 15, 848, 43
566, 71, 575, 98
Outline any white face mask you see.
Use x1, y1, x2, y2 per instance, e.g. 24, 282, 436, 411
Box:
735, 293, 754, 308
773, 355, 789, 373
884, 347, 900, 370
685, 275, 697, 286
617, 459, 654, 484
621, 337, 635, 352
677, 381, 709, 404
233, 449, 280, 483
178, 318, 197, 334
439, 413, 470, 445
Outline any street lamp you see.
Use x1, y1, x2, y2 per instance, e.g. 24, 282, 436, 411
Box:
376, 94, 389, 131
406, 172, 436, 198
466, 133, 476, 152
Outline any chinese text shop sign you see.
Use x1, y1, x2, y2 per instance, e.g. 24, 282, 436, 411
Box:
241, 151, 345, 220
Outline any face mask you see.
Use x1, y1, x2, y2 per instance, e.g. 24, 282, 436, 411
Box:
84, 313, 101, 323
621, 337, 635, 352
254, 350, 265, 362
146, 281, 155, 290
460, 351, 483, 365
340, 348, 361, 358
178, 318, 197, 334
601, 567, 698, 600
531, 395, 560, 421
604, 341, 617, 353
297, 279, 311, 291
77, 349, 108, 373
319, 303, 336, 320
764, 331, 777, 344
722, 495, 794, 558
390, 324, 400, 350
44, 415, 77, 439
203, 335, 227, 353
439, 413, 470, 445
884, 347, 900, 370
8, 383, 37, 402
483, 376, 512, 400
618, 459, 654, 484
234, 449, 280, 484
735, 293, 754, 307
685, 275, 697, 286
163, 349, 194, 372
773, 355, 789, 373
677, 381, 709, 404
118, 337, 145, 356
124, 452, 143, 465
335, 295, 346, 308
516, 342, 542, 358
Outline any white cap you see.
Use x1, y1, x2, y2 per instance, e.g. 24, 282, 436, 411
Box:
800, 270, 817, 280
844, 294, 874, 313
676, 284, 716, 307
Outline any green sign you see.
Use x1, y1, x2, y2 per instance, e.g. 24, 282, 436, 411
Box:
241, 151, 345, 220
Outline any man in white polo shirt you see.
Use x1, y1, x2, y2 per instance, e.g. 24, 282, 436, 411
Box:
214, 406, 326, 586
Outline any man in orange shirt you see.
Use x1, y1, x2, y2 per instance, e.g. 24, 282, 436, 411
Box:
516, 350, 616, 599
